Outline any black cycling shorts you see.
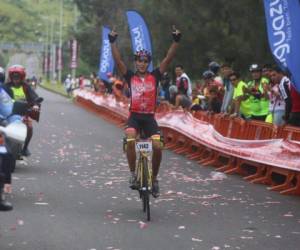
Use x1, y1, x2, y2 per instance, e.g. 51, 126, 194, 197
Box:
126, 112, 160, 138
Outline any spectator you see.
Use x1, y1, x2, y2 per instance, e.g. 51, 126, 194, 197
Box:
169, 85, 178, 105
90, 72, 100, 92
64, 74, 72, 97
193, 81, 203, 95
262, 63, 273, 81
175, 65, 192, 99
270, 66, 300, 127
202, 70, 224, 110
79, 75, 85, 89
261, 67, 286, 126
228, 72, 251, 119
104, 72, 114, 94
208, 61, 223, 85
160, 72, 171, 102
220, 63, 234, 113
175, 92, 192, 110
287, 85, 300, 127
112, 77, 128, 102
246, 64, 269, 121
207, 86, 222, 113
190, 89, 203, 111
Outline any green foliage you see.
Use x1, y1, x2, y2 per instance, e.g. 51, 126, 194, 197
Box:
1, 0, 275, 79
0, 0, 76, 44
74, 0, 274, 79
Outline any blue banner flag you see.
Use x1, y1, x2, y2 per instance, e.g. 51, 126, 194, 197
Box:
126, 10, 153, 71
98, 26, 115, 82
263, 0, 300, 92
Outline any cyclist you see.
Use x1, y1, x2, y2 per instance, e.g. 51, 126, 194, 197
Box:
109, 26, 181, 198
4, 65, 41, 157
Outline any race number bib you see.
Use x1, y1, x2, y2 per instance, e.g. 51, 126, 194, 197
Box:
136, 141, 152, 152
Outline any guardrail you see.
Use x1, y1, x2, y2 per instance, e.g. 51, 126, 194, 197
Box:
74, 89, 300, 196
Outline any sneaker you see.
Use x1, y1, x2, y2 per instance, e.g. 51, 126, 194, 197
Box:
21, 148, 31, 157
0, 200, 13, 211
129, 175, 138, 190
0, 192, 13, 211
152, 180, 160, 198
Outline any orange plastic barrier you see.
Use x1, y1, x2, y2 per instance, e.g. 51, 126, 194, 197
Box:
74, 89, 300, 196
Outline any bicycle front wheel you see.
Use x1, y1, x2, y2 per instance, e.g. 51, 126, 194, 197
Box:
141, 157, 150, 221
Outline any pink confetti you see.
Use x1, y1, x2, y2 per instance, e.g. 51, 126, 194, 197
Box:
191, 238, 202, 242
17, 219, 24, 226
139, 221, 148, 229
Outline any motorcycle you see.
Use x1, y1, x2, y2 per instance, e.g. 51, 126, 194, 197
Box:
0, 103, 27, 211
30, 80, 37, 90
0, 97, 43, 173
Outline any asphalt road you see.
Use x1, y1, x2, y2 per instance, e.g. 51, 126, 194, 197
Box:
1, 88, 300, 250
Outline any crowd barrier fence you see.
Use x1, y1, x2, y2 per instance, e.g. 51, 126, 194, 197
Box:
74, 90, 300, 196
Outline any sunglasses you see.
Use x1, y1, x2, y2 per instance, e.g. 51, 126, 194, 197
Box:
137, 59, 149, 64
230, 78, 237, 81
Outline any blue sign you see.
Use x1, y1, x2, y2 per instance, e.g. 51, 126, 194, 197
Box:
98, 26, 115, 81
263, 0, 300, 92
126, 10, 153, 71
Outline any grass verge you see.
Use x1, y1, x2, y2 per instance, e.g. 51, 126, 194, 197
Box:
39, 81, 69, 98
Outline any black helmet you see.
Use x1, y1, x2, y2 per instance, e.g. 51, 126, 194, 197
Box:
249, 64, 261, 72
134, 49, 152, 62
202, 70, 215, 80
208, 61, 220, 74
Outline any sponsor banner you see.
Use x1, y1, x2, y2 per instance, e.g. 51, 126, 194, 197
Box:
263, 0, 300, 92
69, 39, 78, 69
126, 10, 153, 71
56, 46, 63, 71
98, 26, 115, 81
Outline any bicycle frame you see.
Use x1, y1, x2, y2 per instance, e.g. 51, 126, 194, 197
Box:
136, 139, 153, 192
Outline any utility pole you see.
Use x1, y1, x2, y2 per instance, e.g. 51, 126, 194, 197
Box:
58, 0, 64, 84
71, 3, 78, 79
49, 17, 54, 83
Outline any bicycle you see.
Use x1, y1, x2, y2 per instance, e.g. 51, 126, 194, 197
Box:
135, 138, 153, 221
124, 135, 153, 221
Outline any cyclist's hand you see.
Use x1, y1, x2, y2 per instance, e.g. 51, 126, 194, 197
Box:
172, 25, 181, 42
108, 30, 118, 43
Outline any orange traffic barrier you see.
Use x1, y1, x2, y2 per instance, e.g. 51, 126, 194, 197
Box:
280, 173, 300, 195
250, 166, 296, 191
277, 125, 300, 140
74, 90, 300, 197
241, 120, 277, 140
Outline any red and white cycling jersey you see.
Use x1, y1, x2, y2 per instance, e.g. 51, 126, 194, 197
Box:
124, 69, 161, 114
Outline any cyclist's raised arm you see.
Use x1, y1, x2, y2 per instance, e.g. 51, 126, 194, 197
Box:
109, 30, 127, 75
159, 26, 181, 74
